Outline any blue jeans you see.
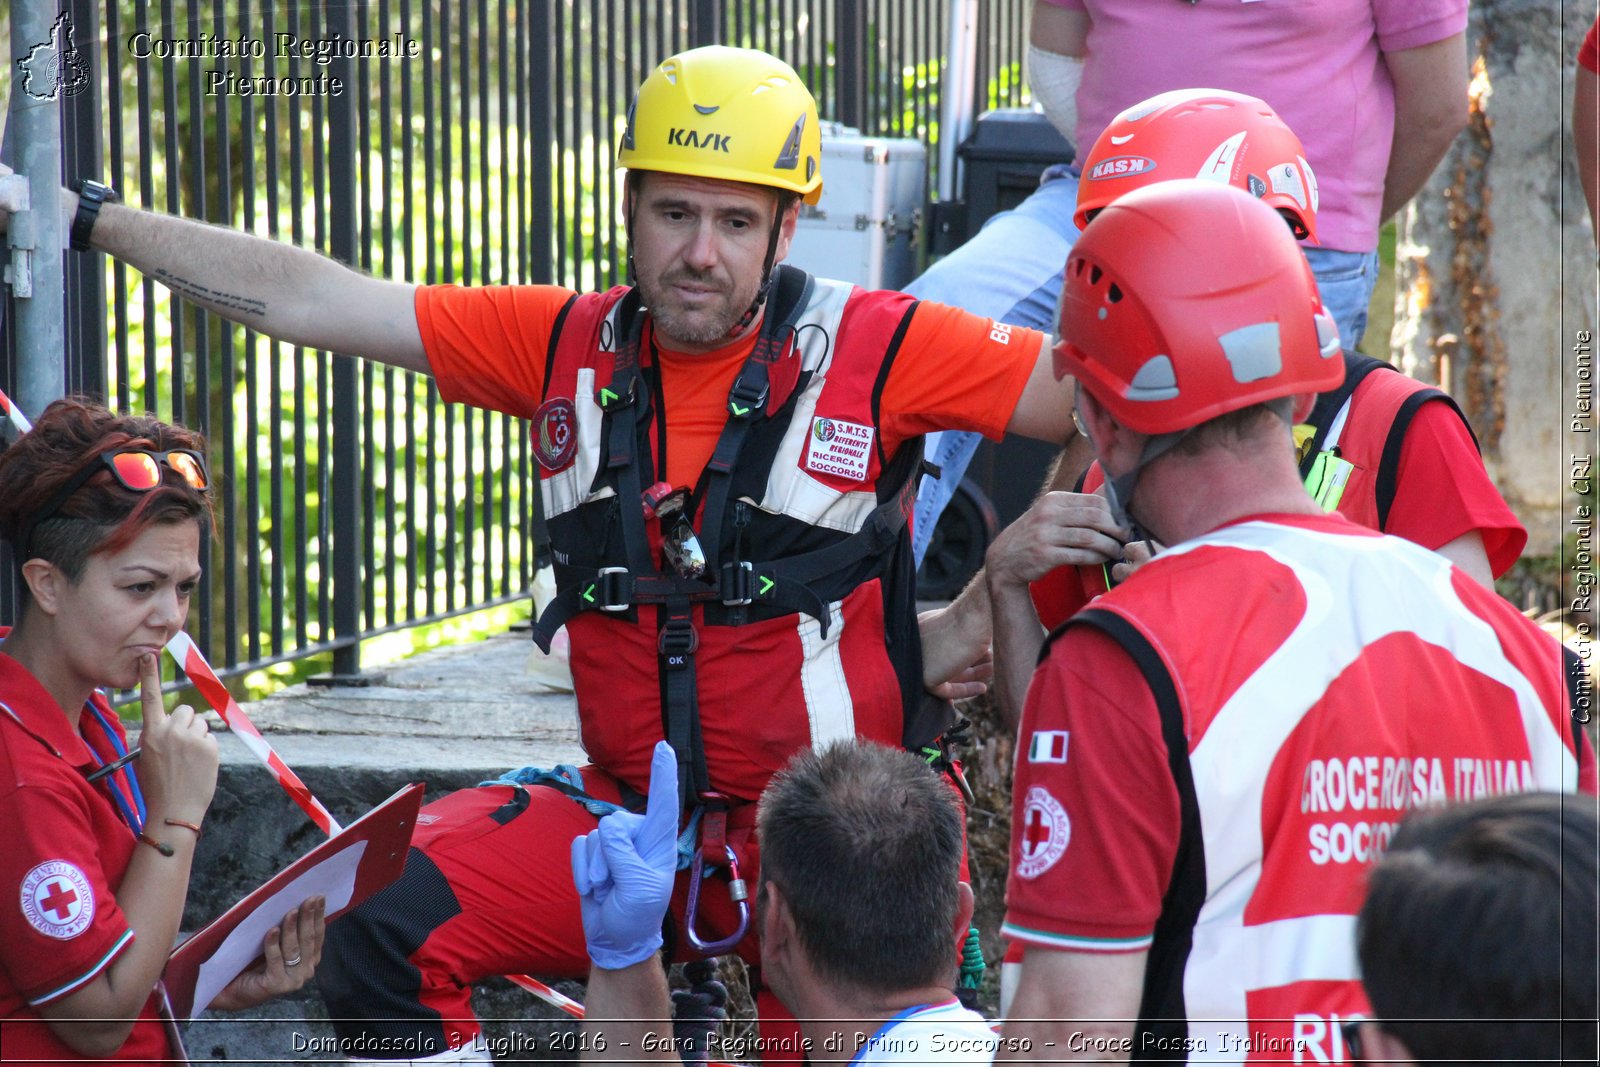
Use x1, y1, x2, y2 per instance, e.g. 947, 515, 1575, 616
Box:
907, 168, 1083, 565
1301, 245, 1381, 354
907, 171, 1381, 566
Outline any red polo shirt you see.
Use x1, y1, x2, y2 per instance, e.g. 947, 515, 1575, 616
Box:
0, 637, 176, 1064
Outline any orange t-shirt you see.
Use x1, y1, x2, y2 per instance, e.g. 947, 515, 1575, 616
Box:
414, 283, 1044, 488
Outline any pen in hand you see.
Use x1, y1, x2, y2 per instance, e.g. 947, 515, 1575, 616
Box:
86, 747, 141, 783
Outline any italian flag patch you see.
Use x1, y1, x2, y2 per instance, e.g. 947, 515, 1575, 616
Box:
1028, 730, 1069, 764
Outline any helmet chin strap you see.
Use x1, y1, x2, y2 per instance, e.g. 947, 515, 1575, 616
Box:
625, 173, 640, 287
1102, 429, 1187, 536
1103, 398, 1300, 536
726, 198, 787, 337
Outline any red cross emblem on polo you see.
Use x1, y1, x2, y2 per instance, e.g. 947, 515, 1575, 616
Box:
39, 881, 79, 920
20, 860, 95, 939
1016, 786, 1071, 880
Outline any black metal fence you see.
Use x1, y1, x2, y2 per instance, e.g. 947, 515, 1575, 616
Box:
1, 0, 1031, 683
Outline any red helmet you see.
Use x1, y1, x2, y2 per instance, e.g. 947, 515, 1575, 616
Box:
1075, 88, 1320, 242
1054, 180, 1343, 436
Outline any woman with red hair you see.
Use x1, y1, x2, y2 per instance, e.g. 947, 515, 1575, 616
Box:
0, 398, 323, 1064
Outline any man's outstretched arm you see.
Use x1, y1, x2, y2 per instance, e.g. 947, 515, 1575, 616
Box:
83, 195, 427, 372
1, 163, 426, 374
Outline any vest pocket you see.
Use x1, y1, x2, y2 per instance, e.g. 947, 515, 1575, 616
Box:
541, 369, 609, 519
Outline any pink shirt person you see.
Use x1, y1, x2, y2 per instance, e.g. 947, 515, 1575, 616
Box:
1043, 0, 1467, 253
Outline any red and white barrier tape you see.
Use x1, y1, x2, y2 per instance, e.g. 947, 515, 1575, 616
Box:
507, 974, 586, 1019
165, 630, 343, 835
0, 387, 35, 435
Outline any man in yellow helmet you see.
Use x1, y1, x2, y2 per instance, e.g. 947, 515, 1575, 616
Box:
7, 45, 1072, 1061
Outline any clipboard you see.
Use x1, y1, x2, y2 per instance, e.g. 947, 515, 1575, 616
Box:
163, 782, 423, 1021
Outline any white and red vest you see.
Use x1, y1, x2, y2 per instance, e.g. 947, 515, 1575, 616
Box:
532, 268, 948, 801
1062, 515, 1591, 1062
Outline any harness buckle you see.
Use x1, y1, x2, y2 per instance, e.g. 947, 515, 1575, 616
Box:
727, 374, 769, 419
720, 561, 754, 607
658, 617, 698, 665
597, 376, 637, 412
595, 567, 631, 613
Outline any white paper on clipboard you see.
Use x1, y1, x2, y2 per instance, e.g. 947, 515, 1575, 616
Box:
164, 782, 422, 1020
191, 841, 365, 1015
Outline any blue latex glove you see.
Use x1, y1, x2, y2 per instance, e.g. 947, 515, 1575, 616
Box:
571, 741, 680, 969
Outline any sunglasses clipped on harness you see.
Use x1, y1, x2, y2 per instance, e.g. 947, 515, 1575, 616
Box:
19, 449, 211, 560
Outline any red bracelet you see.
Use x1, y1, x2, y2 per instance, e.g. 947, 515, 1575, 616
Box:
163, 818, 202, 835
136, 832, 175, 857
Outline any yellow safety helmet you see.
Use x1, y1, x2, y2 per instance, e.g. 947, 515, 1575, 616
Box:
619, 45, 823, 205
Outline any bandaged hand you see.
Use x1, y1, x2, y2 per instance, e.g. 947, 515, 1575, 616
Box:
571, 741, 680, 970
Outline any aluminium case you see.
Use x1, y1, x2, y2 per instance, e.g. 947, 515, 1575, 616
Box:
785, 123, 929, 290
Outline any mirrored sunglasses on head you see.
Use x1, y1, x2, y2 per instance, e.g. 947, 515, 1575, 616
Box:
19, 448, 211, 559
100, 449, 209, 491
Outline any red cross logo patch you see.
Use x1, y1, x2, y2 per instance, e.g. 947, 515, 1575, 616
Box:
532, 397, 578, 471
1016, 786, 1070, 880
20, 860, 95, 939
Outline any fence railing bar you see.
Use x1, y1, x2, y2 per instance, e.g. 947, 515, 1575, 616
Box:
105, 0, 131, 414
497, 0, 511, 286
356, 0, 379, 635
404, 2, 424, 623
234, 0, 261, 665
308, 0, 334, 648
459, 0, 479, 605
585, 0, 601, 292
183, 0, 210, 444
157, 0, 183, 423
603, 0, 619, 291
203, 0, 233, 663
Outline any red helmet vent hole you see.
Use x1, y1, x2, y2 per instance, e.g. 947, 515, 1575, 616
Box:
1089, 265, 1103, 285
1107, 283, 1123, 304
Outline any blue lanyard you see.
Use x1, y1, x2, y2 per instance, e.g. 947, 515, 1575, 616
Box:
84, 699, 147, 833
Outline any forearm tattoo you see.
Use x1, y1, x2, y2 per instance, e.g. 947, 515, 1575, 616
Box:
153, 268, 268, 318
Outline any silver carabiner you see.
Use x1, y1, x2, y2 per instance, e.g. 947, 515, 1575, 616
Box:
684, 844, 750, 955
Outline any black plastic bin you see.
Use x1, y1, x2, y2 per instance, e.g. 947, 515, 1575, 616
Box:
958, 108, 1074, 239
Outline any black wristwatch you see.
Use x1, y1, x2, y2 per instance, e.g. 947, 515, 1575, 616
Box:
70, 179, 117, 251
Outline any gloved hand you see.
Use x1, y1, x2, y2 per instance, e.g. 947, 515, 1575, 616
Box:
571, 741, 680, 969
